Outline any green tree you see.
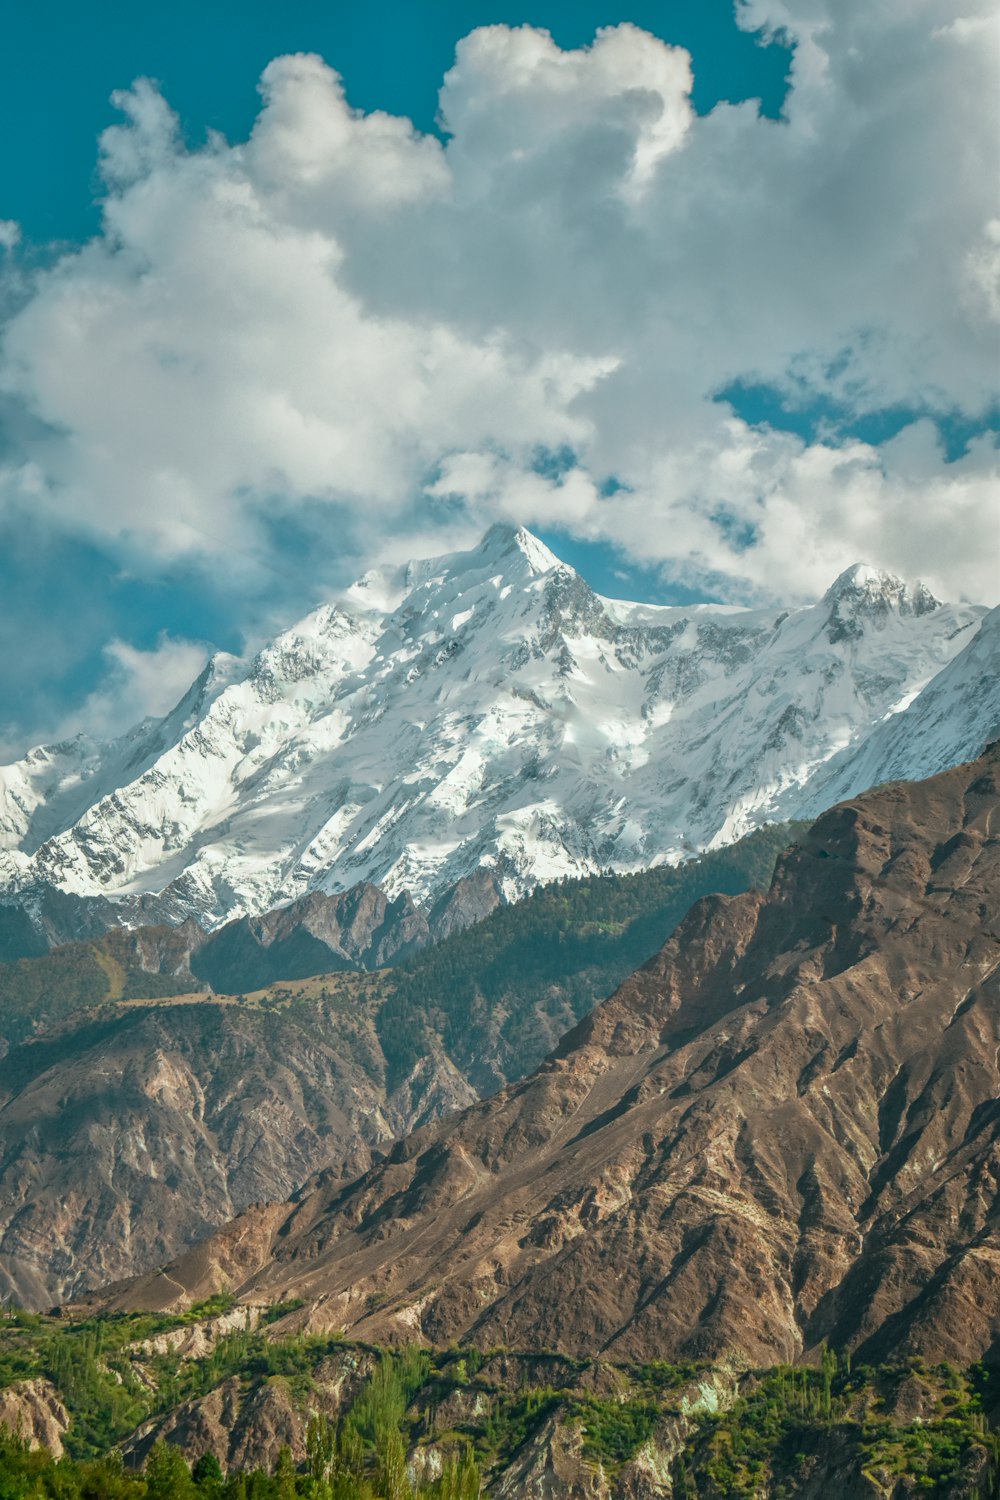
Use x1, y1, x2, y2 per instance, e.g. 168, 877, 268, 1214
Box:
272, 1445, 297, 1499
376, 1425, 410, 1500
144, 1439, 196, 1499
434, 1446, 481, 1499
193, 1450, 225, 1490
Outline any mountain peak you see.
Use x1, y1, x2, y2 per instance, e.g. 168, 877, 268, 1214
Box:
0, 529, 986, 926
822, 563, 940, 640
475, 522, 566, 576
824, 561, 939, 607
824, 562, 905, 602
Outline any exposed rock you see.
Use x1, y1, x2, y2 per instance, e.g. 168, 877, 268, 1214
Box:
101, 746, 1000, 1369
188, 868, 502, 990
0, 1379, 70, 1458
425, 867, 505, 943
127, 1303, 268, 1361
0, 987, 473, 1308
123, 1347, 377, 1474
191, 884, 430, 990
491, 1416, 607, 1498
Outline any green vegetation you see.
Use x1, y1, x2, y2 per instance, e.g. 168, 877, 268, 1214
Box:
0, 1317, 480, 1498
674, 1356, 1000, 1498
0, 940, 202, 1047
0, 942, 113, 1044
0, 824, 799, 1095
378, 821, 800, 1088
0, 1312, 995, 1497
0, 1426, 481, 1497
574, 1395, 660, 1464
468, 1386, 562, 1467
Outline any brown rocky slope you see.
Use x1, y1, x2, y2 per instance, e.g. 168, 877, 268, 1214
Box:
101, 744, 1000, 1369
0, 977, 473, 1309
0, 829, 790, 1309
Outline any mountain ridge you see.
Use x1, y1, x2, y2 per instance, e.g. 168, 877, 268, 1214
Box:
91, 743, 1000, 1370
0, 825, 794, 1307
0, 526, 992, 932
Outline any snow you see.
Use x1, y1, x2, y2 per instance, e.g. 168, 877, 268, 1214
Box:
0, 523, 993, 928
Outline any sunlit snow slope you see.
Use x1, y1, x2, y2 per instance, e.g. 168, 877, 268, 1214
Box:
0, 526, 994, 927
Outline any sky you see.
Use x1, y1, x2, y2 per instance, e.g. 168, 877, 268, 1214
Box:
0, 0, 997, 757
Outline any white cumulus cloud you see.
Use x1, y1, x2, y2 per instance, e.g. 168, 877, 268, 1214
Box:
0, 0, 996, 623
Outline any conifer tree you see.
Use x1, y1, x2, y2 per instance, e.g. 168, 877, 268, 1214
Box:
144, 1439, 196, 1499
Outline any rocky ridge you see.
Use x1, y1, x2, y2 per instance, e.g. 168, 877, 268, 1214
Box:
99, 744, 1000, 1370
0, 828, 791, 1308
0, 866, 506, 989
0, 980, 471, 1311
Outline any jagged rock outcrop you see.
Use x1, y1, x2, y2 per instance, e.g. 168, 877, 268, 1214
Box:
101, 745, 1000, 1368
0, 866, 505, 984
190, 867, 504, 990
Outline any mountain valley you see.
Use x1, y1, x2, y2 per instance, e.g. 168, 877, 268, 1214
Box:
0, 744, 994, 1497
0, 530, 997, 1494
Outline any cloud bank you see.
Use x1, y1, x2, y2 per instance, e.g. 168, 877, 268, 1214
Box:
0, 0, 997, 746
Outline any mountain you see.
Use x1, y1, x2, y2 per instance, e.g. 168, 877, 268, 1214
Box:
803, 600, 1000, 814
0, 526, 991, 929
100, 744, 1000, 1371
0, 825, 787, 1052
0, 981, 465, 1312
0, 878, 499, 1052
0, 826, 793, 1308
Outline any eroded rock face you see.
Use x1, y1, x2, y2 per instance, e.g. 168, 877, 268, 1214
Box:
0, 1379, 70, 1458
123, 1348, 377, 1474
105, 746, 1000, 1368
189, 875, 505, 990
0, 993, 475, 1309
491, 1416, 607, 1498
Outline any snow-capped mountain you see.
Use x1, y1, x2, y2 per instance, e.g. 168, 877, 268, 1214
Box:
0, 525, 993, 928
801, 602, 1000, 814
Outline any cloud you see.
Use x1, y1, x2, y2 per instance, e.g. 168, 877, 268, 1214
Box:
55, 633, 211, 743
0, 0, 996, 673
438, 24, 693, 200
0, 65, 608, 567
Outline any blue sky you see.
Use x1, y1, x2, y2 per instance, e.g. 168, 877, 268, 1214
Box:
0, 0, 996, 755
3, 0, 791, 244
